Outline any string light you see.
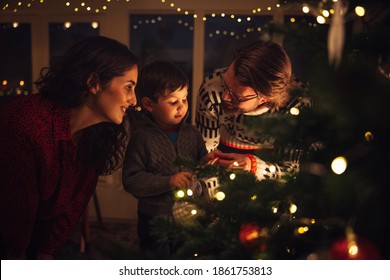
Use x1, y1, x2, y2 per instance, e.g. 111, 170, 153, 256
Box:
355, 6, 365, 17
214, 191, 225, 201
331, 156, 347, 175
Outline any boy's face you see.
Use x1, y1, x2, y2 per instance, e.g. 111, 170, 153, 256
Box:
145, 86, 189, 129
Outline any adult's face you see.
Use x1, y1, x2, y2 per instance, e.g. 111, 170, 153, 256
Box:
220, 63, 268, 114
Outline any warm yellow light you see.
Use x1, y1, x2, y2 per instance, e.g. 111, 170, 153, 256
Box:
203, 17, 207, 21
190, 209, 197, 215
12, 22, 19, 28
323, 10, 330, 17
272, 206, 278, 213
364, 131, 374, 142
290, 107, 300, 115
269, 165, 276, 173
177, 8, 181, 12
64, 21, 72, 29
214, 191, 225, 201
251, 195, 257, 200
247, 17, 251, 21
233, 161, 239, 167
170, 3, 174, 7
290, 17, 296, 23
302, 5, 310, 13
221, 13, 225, 17
19, 80, 24, 86
267, 7, 271, 11
289, 203, 297, 214
186, 189, 193, 196
176, 190, 185, 198
193, 14, 197, 19
297, 227, 306, 234
229, 173, 236, 180
331, 156, 347, 175
348, 241, 359, 256
355, 6, 365, 17
91, 22, 99, 29
2, 80, 7, 86
81, 2, 85, 7
317, 16, 326, 24
65, 2, 70, 7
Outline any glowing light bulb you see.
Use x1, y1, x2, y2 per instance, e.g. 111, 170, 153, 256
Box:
289, 203, 297, 214
331, 156, 347, 175
190, 209, 197, 215
187, 189, 193, 196
290, 107, 300, 115
64, 22, 71, 29
229, 173, 236, 180
364, 131, 374, 142
302, 5, 310, 13
316, 15, 326, 24
176, 190, 185, 198
91, 22, 99, 29
214, 191, 225, 201
355, 6, 365, 17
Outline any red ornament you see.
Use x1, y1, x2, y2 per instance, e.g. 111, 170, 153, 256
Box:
330, 235, 382, 260
239, 223, 267, 251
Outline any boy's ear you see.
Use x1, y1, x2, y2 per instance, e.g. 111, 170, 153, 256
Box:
141, 97, 154, 112
87, 73, 101, 94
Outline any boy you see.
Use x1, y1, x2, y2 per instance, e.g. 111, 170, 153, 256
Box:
122, 61, 208, 259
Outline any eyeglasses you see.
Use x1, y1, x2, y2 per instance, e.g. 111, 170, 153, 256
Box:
220, 74, 258, 103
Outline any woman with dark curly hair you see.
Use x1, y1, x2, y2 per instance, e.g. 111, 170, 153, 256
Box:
0, 36, 138, 259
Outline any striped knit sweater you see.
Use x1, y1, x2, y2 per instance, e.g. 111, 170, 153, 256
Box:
196, 69, 312, 188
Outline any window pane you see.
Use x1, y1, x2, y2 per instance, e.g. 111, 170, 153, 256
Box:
49, 22, 100, 58
0, 22, 32, 96
130, 14, 194, 115
204, 15, 272, 76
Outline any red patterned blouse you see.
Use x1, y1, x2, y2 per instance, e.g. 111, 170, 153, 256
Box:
0, 94, 98, 258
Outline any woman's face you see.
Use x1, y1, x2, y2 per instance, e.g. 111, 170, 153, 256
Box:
94, 66, 138, 124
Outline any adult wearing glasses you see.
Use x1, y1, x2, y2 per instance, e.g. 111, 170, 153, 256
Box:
196, 40, 311, 190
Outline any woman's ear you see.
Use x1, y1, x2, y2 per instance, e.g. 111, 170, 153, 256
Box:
87, 73, 101, 94
141, 97, 154, 112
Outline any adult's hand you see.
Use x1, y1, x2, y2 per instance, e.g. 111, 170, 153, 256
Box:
213, 151, 252, 172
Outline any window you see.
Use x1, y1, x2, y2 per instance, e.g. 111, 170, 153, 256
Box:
49, 22, 99, 58
0, 22, 32, 96
130, 14, 194, 115
204, 15, 272, 76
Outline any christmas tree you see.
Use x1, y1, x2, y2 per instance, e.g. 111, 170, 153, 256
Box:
151, 0, 390, 260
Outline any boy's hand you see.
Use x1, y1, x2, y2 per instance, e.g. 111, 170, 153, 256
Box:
169, 172, 193, 188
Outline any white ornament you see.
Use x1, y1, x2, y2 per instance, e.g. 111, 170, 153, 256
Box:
327, 0, 347, 67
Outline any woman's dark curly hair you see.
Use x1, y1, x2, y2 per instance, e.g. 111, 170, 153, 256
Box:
35, 36, 139, 175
